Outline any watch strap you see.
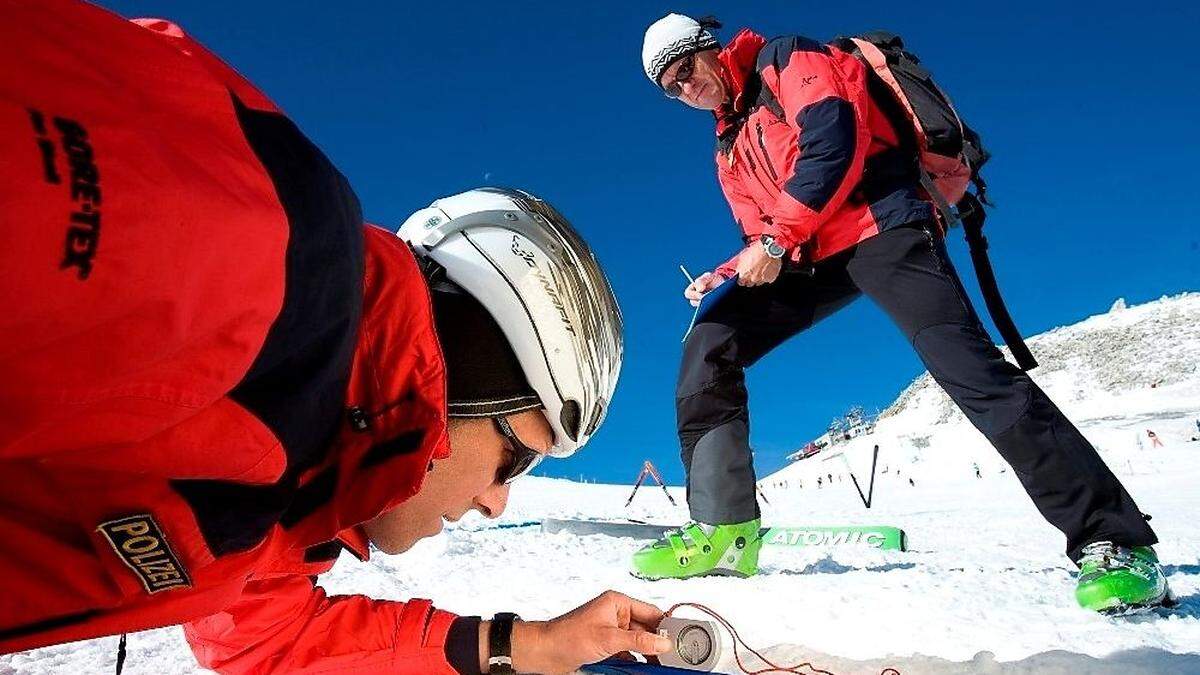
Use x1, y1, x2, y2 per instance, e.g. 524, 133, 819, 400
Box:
487, 612, 519, 674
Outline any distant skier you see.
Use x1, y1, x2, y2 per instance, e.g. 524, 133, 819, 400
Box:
632, 11, 1169, 614
974, 463, 982, 479
909, 478, 915, 487
1147, 429, 1164, 448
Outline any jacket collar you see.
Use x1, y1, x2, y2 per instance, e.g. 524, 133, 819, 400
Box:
290, 226, 450, 554
714, 28, 768, 139
337, 524, 371, 561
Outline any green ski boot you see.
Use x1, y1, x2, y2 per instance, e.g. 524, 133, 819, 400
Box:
1075, 541, 1172, 614
631, 519, 761, 580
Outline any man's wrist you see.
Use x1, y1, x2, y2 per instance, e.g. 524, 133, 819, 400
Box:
759, 234, 786, 259
478, 619, 547, 674
510, 619, 548, 674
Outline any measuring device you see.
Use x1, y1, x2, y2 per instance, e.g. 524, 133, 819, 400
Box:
656, 616, 724, 671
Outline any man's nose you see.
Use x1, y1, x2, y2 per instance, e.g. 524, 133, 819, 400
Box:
474, 482, 510, 519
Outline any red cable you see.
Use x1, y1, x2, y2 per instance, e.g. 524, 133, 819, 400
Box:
664, 602, 900, 675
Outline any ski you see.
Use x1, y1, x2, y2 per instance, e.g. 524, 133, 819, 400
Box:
542, 518, 907, 551
763, 525, 906, 551
542, 518, 671, 539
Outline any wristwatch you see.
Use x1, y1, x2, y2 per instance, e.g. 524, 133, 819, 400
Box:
759, 234, 786, 259
488, 612, 519, 674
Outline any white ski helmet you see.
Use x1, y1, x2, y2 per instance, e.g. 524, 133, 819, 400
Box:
397, 187, 623, 457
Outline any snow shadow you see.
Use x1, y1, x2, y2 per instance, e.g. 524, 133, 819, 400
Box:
758, 646, 1200, 675
1161, 562, 1200, 576
1170, 595, 1200, 620
1123, 592, 1200, 622
767, 557, 916, 575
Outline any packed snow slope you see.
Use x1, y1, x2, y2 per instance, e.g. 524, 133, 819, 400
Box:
3, 294, 1199, 674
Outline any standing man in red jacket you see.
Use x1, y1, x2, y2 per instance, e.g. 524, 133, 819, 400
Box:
631, 12, 1171, 614
0, 2, 669, 673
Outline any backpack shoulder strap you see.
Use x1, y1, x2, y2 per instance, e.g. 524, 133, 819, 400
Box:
949, 189, 1039, 371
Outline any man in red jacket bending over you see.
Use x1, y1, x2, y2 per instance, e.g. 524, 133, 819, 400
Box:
631, 12, 1171, 614
0, 2, 667, 673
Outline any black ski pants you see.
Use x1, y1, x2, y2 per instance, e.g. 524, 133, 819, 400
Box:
676, 221, 1157, 561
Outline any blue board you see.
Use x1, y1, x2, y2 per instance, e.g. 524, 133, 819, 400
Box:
582, 658, 731, 674
694, 272, 739, 323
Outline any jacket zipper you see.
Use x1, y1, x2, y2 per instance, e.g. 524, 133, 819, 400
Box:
740, 142, 756, 173
755, 123, 779, 182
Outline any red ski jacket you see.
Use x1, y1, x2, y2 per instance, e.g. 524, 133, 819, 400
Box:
712, 29, 933, 276
0, 2, 474, 672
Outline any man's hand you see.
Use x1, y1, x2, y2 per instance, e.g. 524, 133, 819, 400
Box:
486, 591, 671, 675
683, 272, 726, 307
735, 243, 782, 286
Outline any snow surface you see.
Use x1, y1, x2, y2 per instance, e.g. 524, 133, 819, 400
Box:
4, 294, 1199, 674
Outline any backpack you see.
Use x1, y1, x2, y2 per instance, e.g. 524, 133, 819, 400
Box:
832, 32, 1038, 371
830, 32, 987, 206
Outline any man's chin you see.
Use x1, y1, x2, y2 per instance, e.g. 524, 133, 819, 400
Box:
429, 516, 447, 538
686, 95, 723, 111
371, 536, 415, 555
369, 520, 444, 555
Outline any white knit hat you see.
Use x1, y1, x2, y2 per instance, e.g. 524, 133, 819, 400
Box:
641, 13, 720, 85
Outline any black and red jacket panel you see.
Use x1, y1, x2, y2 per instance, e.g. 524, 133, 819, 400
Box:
712, 29, 932, 275
0, 2, 466, 672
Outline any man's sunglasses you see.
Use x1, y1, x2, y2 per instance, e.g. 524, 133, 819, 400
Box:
493, 416, 544, 485
662, 53, 696, 99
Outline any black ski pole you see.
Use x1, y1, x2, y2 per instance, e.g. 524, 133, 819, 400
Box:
624, 470, 647, 508
848, 445, 881, 509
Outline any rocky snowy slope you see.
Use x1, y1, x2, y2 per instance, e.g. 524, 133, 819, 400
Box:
769, 293, 1200, 487
3, 294, 1199, 675
887, 294, 1200, 421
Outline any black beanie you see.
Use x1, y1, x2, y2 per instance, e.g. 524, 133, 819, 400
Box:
431, 286, 541, 418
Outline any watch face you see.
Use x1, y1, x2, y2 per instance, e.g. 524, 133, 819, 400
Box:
760, 235, 785, 258
676, 625, 714, 665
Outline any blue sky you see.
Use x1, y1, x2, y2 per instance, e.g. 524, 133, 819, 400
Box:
105, 1, 1198, 483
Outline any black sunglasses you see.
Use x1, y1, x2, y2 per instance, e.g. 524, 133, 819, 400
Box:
662, 53, 697, 99
493, 416, 544, 485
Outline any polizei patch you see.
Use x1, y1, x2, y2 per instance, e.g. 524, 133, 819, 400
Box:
97, 515, 192, 594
